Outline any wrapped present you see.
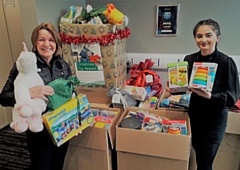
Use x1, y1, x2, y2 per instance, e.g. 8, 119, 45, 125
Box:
42, 94, 91, 147
59, 22, 130, 89
126, 59, 163, 97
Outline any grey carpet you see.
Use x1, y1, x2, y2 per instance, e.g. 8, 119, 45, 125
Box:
0, 125, 31, 170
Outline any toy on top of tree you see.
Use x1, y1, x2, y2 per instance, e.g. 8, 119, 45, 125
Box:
103, 3, 125, 26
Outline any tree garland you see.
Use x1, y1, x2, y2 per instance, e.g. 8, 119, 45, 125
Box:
60, 27, 131, 45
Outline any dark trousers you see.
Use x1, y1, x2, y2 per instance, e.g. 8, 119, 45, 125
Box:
26, 127, 69, 170
193, 140, 220, 170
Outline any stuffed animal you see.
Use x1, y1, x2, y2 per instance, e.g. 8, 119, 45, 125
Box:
10, 51, 46, 133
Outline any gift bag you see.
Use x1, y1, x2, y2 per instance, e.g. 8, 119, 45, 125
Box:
46, 76, 80, 111
126, 59, 163, 97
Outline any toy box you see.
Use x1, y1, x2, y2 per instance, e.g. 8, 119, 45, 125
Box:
138, 96, 158, 109
162, 119, 187, 135
124, 85, 147, 101
42, 94, 91, 147
167, 61, 189, 92
189, 62, 218, 92
91, 108, 119, 128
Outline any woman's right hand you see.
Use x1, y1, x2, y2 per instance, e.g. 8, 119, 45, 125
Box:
29, 86, 54, 101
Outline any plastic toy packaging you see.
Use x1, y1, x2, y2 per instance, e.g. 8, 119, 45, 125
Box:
91, 109, 118, 129
138, 96, 158, 109
189, 62, 218, 92
167, 61, 189, 92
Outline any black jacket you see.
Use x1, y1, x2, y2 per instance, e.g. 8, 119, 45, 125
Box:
0, 52, 72, 107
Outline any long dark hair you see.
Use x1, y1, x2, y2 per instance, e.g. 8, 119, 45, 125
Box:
193, 19, 221, 38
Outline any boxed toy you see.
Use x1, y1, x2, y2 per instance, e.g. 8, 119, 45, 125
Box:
167, 61, 189, 92
42, 94, 92, 147
91, 108, 119, 128
189, 62, 218, 92
162, 119, 187, 135
125, 85, 147, 101
138, 96, 158, 109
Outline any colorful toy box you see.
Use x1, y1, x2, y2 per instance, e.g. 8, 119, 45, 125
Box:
138, 96, 158, 109
189, 62, 218, 92
162, 119, 187, 135
125, 85, 147, 101
91, 108, 119, 128
167, 61, 189, 92
42, 94, 92, 147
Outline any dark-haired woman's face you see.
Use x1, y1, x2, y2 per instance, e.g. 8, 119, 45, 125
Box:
195, 25, 220, 55
37, 29, 56, 64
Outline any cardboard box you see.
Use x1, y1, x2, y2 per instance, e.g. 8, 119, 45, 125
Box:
116, 107, 191, 170
59, 23, 128, 89
189, 62, 218, 92
42, 94, 91, 147
75, 86, 111, 105
167, 61, 189, 92
63, 105, 122, 170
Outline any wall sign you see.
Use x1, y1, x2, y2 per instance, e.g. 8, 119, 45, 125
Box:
156, 4, 180, 36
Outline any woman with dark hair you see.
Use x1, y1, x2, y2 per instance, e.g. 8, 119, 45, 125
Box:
168, 19, 239, 170
0, 22, 72, 170
187, 19, 239, 170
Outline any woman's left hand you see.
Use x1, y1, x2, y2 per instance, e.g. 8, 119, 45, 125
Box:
190, 88, 212, 99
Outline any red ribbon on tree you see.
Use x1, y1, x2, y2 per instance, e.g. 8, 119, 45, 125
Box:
126, 59, 164, 97
60, 27, 131, 45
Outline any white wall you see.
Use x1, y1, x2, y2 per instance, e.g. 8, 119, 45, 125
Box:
34, 0, 85, 31
86, 0, 240, 56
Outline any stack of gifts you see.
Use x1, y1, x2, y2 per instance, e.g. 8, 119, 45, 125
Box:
59, 4, 131, 89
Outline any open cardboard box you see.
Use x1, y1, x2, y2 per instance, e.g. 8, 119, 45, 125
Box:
116, 107, 191, 170
63, 104, 122, 170
75, 86, 111, 105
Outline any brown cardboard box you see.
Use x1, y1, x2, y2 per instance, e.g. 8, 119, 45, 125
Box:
59, 23, 127, 89
63, 105, 121, 170
188, 111, 240, 170
116, 107, 191, 170
75, 86, 111, 105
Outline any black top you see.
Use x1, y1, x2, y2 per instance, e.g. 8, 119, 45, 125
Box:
184, 49, 240, 143
0, 52, 72, 107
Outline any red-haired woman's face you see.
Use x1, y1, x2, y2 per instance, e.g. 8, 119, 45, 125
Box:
37, 29, 56, 63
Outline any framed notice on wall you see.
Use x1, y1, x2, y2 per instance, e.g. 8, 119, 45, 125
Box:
156, 4, 180, 36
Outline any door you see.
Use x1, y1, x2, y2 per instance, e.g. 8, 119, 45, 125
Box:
0, 0, 15, 129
